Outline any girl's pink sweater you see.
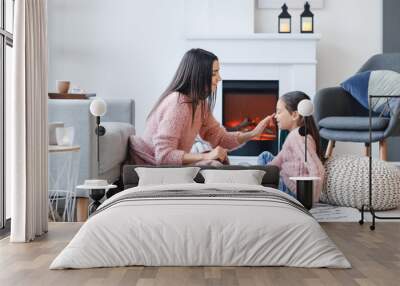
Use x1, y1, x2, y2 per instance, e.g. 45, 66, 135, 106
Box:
129, 92, 241, 165
269, 128, 325, 202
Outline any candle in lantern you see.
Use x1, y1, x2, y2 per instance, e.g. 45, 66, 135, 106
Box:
302, 21, 313, 32
280, 22, 290, 33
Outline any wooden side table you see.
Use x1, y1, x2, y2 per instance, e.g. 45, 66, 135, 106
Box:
289, 176, 320, 210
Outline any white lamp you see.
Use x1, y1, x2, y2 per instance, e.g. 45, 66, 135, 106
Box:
293, 99, 316, 210
89, 99, 107, 174
297, 99, 314, 163
90, 98, 107, 117
85, 98, 109, 215
298, 99, 314, 117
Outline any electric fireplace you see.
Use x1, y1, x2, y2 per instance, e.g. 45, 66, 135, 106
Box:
222, 80, 279, 156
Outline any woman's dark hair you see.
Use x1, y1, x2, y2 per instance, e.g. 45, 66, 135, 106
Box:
147, 48, 218, 123
280, 91, 323, 160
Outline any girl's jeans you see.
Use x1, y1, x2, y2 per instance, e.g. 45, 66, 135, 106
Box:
257, 151, 296, 198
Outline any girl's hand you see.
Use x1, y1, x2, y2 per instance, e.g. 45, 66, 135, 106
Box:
203, 146, 228, 161
252, 114, 275, 137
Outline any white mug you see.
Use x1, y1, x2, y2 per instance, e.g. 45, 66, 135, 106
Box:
49, 122, 64, 145
55, 126, 75, 146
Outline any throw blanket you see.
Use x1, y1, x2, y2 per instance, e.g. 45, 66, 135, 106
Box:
94, 188, 312, 218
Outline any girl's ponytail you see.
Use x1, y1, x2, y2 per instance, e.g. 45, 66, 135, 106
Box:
304, 116, 323, 160
281, 91, 324, 160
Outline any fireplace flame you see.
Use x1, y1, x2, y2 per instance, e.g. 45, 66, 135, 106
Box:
225, 117, 276, 141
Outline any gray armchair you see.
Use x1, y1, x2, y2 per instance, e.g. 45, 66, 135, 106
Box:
314, 53, 400, 160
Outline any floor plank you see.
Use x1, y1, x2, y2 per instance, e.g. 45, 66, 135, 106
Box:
0, 222, 399, 286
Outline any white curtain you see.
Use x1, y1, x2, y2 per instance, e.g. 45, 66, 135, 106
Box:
8, 0, 48, 242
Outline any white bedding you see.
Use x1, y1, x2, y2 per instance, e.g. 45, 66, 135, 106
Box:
50, 183, 351, 269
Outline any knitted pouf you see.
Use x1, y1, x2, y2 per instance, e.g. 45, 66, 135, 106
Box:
321, 155, 400, 210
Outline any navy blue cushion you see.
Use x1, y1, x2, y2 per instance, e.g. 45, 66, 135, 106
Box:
319, 116, 389, 131
340, 71, 371, 110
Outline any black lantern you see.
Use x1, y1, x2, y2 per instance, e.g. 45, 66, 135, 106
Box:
278, 4, 291, 33
300, 2, 314, 33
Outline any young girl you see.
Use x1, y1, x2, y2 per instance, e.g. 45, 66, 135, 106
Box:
258, 91, 325, 203
129, 48, 270, 166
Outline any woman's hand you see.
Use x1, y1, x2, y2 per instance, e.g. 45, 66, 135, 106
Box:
251, 114, 275, 137
203, 146, 228, 162
183, 146, 227, 164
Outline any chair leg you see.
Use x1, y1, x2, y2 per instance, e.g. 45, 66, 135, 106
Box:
364, 143, 371, 157
76, 197, 89, 222
325, 140, 335, 159
379, 140, 387, 161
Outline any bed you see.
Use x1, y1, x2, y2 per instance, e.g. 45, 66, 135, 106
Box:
50, 165, 350, 269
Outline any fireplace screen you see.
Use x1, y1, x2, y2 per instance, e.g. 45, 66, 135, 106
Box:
222, 80, 279, 156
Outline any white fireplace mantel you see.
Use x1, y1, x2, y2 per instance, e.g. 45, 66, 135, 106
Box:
186, 33, 321, 40
185, 33, 321, 125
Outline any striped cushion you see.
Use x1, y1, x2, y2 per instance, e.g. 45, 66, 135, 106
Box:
341, 70, 400, 116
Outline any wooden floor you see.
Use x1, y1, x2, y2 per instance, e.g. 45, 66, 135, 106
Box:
1, 222, 399, 286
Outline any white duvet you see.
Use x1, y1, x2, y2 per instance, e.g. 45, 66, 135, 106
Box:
50, 183, 351, 269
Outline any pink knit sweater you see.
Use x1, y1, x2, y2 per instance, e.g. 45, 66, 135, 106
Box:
269, 128, 325, 202
129, 92, 241, 165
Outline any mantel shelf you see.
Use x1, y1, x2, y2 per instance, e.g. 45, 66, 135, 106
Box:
220, 59, 318, 65
185, 33, 321, 41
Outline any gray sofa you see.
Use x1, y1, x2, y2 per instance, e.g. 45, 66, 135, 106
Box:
48, 98, 135, 197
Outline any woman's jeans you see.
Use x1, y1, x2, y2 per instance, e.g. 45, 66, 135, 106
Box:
258, 151, 295, 198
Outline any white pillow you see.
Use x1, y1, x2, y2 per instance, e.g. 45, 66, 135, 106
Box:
135, 167, 201, 186
200, 169, 266, 185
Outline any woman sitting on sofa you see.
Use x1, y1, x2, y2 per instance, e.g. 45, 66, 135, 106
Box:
129, 48, 272, 166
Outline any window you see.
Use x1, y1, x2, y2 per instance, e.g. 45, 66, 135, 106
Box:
5, 0, 13, 33
1, 0, 14, 232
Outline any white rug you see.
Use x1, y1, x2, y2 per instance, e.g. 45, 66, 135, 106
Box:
311, 203, 400, 222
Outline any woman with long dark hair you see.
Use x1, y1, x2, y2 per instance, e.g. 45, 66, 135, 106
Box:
257, 91, 325, 202
129, 48, 271, 166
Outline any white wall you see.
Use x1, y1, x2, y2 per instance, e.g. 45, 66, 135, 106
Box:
48, 0, 382, 156
48, 0, 187, 136
255, 0, 383, 156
